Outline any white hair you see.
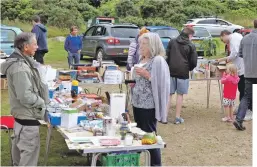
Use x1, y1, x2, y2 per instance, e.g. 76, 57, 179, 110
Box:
139, 32, 166, 58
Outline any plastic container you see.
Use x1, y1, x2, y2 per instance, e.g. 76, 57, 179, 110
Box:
124, 133, 133, 146
77, 115, 87, 124
48, 113, 61, 126
71, 80, 79, 94
49, 88, 55, 99
102, 153, 140, 166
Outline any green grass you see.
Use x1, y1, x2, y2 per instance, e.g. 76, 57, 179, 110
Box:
2, 20, 69, 38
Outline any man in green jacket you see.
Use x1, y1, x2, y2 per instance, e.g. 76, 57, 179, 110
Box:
1, 32, 49, 166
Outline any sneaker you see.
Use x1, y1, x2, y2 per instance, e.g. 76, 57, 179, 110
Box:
174, 117, 184, 124
233, 120, 246, 131
244, 109, 252, 121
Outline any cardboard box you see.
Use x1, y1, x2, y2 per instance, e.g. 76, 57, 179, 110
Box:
1, 78, 8, 90
210, 64, 227, 78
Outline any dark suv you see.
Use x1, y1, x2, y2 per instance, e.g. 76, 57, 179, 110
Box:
81, 23, 139, 62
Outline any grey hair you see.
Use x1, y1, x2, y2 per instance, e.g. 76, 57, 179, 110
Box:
139, 32, 166, 58
14, 32, 36, 51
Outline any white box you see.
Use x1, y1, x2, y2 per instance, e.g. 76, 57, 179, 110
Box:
110, 93, 126, 119
61, 113, 79, 128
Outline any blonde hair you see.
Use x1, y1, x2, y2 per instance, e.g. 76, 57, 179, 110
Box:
226, 64, 238, 76
139, 27, 149, 36
139, 32, 165, 57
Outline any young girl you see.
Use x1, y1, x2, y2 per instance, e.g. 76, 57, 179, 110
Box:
221, 64, 240, 122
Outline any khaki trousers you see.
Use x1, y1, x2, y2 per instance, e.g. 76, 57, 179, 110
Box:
11, 121, 40, 166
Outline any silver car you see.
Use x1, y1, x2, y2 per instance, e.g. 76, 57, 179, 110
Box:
81, 23, 139, 62
184, 17, 243, 37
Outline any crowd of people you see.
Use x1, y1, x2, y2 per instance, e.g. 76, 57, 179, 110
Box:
0, 14, 256, 166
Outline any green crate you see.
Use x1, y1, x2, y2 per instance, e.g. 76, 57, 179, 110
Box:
102, 153, 140, 166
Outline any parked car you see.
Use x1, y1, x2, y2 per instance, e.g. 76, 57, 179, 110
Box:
0, 25, 23, 56
145, 26, 180, 49
191, 26, 215, 57
225, 28, 253, 56
81, 23, 139, 62
184, 17, 243, 37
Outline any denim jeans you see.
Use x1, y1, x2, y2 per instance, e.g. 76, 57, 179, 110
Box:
133, 106, 162, 166
236, 78, 257, 122
238, 75, 245, 101
68, 52, 80, 68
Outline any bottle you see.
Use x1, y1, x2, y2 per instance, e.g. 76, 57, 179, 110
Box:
71, 80, 79, 95
119, 121, 129, 140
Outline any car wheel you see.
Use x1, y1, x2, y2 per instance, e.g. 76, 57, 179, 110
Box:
96, 48, 104, 62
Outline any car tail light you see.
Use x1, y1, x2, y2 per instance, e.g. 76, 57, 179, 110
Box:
106, 37, 120, 45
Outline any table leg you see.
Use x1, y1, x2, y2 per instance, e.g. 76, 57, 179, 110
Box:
44, 125, 53, 166
143, 150, 151, 166
218, 80, 224, 113
119, 84, 123, 93
207, 80, 211, 109
91, 153, 102, 167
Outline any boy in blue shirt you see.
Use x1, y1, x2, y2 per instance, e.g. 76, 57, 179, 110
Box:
64, 26, 82, 68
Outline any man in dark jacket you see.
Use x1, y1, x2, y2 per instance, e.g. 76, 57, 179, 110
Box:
31, 15, 48, 64
233, 19, 257, 131
166, 27, 198, 124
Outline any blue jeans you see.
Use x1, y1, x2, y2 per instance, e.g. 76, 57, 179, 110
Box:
68, 52, 80, 67
133, 107, 162, 166
236, 78, 257, 122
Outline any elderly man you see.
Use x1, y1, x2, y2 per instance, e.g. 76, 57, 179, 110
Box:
1, 32, 49, 166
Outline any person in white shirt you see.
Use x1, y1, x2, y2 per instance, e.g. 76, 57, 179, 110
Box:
218, 30, 245, 100
218, 30, 251, 121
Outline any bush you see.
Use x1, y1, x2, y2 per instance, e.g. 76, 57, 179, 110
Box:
47, 7, 84, 28
116, 0, 140, 17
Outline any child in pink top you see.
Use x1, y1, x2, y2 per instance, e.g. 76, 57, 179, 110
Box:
221, 64, 240, 122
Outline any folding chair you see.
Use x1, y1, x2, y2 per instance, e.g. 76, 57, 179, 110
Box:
0, 115, 15, 166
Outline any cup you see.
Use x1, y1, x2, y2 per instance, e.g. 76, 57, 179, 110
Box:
125, 133, 133, 146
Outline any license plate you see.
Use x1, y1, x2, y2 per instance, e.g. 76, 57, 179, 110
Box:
123, 49, 128, 53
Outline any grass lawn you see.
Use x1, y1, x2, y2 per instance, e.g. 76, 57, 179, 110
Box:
1, 38, 226, 166
0, 40, 92, 166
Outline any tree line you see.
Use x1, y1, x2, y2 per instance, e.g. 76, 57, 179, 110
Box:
1, 0, 257, 29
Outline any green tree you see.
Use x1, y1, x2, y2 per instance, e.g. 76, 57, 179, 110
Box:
116, 0, 139, 17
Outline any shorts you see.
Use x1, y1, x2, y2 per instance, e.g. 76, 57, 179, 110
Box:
223, 98, 235, 107
170, 77, 189, 95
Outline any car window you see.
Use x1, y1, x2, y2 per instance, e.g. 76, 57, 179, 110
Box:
197, 19, 216, 24
93, 26, 104, 36
111, 27, 139, 38
155, 29, 179, 38
217, 20, 229, 25
193, 28, 210, 37
85, 27, 96, 36
1, 29, 16, 43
